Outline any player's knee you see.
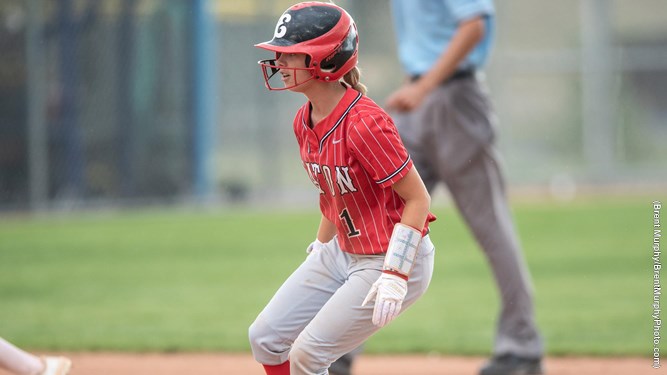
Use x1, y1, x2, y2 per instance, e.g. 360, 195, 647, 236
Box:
289, 342, 316, 372
248, 316, 281, 360
290, 335, 327, 373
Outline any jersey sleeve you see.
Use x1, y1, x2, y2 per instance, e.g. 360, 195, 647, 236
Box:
348, 112, 413, 189
445, 0, 494, 21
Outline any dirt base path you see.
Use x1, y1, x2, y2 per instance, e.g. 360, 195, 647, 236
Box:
0, 353, 657, 375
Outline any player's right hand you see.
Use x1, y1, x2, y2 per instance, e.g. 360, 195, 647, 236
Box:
306, 239, 325, 255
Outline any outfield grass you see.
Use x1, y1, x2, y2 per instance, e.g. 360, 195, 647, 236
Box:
0, 195, 657, 356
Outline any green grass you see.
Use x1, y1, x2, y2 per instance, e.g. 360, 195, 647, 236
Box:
0, 195, 658, 356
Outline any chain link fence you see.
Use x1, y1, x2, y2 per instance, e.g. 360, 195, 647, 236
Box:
0, 0, 665, 211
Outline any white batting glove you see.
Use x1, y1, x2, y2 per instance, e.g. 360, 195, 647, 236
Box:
362, 272, 408, 327
306, 239, 325, 254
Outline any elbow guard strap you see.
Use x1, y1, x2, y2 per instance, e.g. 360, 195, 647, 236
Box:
383, 223, 422, 278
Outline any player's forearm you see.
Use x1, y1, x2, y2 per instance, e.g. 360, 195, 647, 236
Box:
392, 168, 431, 232
415, 16, 485, 92
400, 196, 431, 232
382, 168, 430, 283
316, 214, 338, 243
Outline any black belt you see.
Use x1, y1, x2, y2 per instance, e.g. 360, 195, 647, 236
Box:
410, 68, 475, 84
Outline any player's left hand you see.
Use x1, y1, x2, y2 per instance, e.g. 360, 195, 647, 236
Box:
362, 272, 408, 327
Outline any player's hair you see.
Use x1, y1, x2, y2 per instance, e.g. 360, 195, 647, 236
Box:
343, 66, 367, 96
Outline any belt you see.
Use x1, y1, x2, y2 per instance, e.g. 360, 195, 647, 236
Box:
410, 68, 475, 84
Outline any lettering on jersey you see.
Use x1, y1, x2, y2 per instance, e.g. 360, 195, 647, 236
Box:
304, 162, 359, 196
336, 166, 358, 195
304, 161, 324, 194
321, 165, 336, 196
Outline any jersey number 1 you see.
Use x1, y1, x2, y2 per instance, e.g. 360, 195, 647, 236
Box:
339, 208, 361, 237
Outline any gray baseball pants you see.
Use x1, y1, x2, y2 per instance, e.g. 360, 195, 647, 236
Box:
249, 235, 435, 374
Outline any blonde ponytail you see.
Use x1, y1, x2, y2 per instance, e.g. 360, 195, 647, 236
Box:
343, 66, 368, 96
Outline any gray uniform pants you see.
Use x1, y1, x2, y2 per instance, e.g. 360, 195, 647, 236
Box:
395, 75, 543, 358
249, 235, 435, 374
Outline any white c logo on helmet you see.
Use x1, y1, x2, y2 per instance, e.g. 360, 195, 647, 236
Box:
274, 13, 292, 38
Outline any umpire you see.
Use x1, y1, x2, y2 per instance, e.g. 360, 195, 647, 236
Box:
388, 0, 544, 374
331, 1, 545, 375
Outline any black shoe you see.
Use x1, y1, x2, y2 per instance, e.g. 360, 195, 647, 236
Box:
479, 354, 544, 375
328, 353, 353, 375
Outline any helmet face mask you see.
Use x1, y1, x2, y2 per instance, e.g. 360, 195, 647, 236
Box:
258, 58, 317, 91
255, 2, 359, 91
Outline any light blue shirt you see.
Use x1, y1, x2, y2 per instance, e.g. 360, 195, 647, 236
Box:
391, 0, 495, 76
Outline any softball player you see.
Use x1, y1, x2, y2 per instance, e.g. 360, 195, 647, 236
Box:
248, 2, 436, 374
0, 337, 71, 375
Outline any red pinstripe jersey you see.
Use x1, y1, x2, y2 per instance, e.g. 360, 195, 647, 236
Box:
294, 87, 436, 255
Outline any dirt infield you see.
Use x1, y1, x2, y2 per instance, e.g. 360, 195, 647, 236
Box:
0, 353, 657, 375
